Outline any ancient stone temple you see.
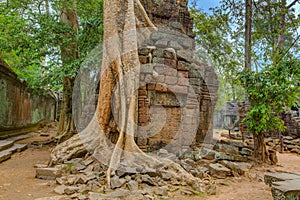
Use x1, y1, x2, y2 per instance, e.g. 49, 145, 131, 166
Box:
135, 0, 219, 152
0, 57, 56, 136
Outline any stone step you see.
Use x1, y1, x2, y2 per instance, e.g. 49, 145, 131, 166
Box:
7, 143, 27, 153
271, 179, 300, 200
7, 133, 34, 142
0, 143, 28, 163
265, 172, 300, 186
36, 167, 61, 180
0, 150, 12, 163
0, 140, 14, 151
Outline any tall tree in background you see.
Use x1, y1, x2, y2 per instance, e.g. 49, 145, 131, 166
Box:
245, 0, 252, 71
240, 0, 300, 163
0, 0, 104, 141
57, 0, 79, 140
192, 0, 299, 163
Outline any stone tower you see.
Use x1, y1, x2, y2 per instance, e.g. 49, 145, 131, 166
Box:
136, 0, 219, 153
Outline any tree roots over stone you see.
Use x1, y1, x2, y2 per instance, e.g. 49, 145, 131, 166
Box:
50, 0, 216, 196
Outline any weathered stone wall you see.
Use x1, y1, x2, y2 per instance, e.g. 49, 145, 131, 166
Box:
134, 0, 218, 152
281, 111, 300, 138
237, 101, 251, 136
238, 100, 300, 138
135, 31, 218, 152
0, 57, 56, 134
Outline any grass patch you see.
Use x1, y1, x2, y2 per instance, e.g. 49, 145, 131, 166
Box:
65, 162, 76, 173
192, 189, 206, 198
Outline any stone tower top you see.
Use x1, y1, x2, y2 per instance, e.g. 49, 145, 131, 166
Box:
140, 0, 194, 38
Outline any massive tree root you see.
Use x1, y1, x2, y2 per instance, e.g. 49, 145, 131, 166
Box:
50, 0, 215, 195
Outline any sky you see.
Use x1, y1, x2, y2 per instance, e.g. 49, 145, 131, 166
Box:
196, 0, 299, 14
195, 0, 220, 13
195, 0, 300, 34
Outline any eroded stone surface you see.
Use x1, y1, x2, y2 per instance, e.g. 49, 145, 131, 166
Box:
36, 168, 61, 180
265, 173, 300, 187
208, 163, 231, 179
271, 179, 300, 200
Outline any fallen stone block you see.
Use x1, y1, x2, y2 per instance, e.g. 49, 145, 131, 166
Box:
213, 143, 240, 155
215, 152, 248, 162
240, 148, 253, 156
34, 196, 66, 200
75, 173, 96, 184
220, 140, 245, 148
141, 174, 156, 186
53, 185, 67, 195
65, 186, 79, 195
208, 163, 231, 179
34, 163, 48, 168
264, 173, 300, 187
200, 148, 217, 160
221, 160, 252, 175
271, 179, 300, 200
36, 168, 61, 180
89, 189, 130, 200
110, 175, 126, 189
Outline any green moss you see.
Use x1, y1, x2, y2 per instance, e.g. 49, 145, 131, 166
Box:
192, 189, 206, 198
32, 109, 41, 124
65, 163, 76, 173
0, 79, 9, 124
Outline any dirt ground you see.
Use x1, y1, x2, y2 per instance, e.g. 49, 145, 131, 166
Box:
1, 148, 299, 200
0, 131, 299, 200
0, 148, 57, 200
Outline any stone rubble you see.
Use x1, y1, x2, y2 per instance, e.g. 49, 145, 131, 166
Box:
266, 135, 300, 155
34, 136, 259, 199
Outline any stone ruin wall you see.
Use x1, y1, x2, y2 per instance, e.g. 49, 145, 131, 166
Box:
78, 0, 219, 152
238, 101, 300, 139
136, 0, 219, 152
281, 111, 300, 138
0, 57, 56, 136
237, 101, 251, 136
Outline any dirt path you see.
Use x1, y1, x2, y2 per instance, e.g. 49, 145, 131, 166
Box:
201, 152, 300, 200
0, 145, 299, 200
0, 147, 56, 200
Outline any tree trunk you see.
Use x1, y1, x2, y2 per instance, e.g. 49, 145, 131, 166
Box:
245, 0, 252, 71
50, 0, 215, 194
57, 76, 76, 140
57, 2, 79, 142
253, 132, 266, 163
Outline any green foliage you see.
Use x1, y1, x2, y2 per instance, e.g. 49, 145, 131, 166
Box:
191, 8, 243, 78
239, 58, 300, 135
191, 189, 206, 198
191, 7, 245, 107
0, 0, 104, 92
191, 1, 300, 138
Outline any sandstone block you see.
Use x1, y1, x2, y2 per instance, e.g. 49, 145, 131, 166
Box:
209, 163, 231, 179
213, 143, 240, 155
165, 76, 177, 85
214, 152, 248, 162
264, 173, 300, 187
271, 179, 300, 200
36, 168, 61, 180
